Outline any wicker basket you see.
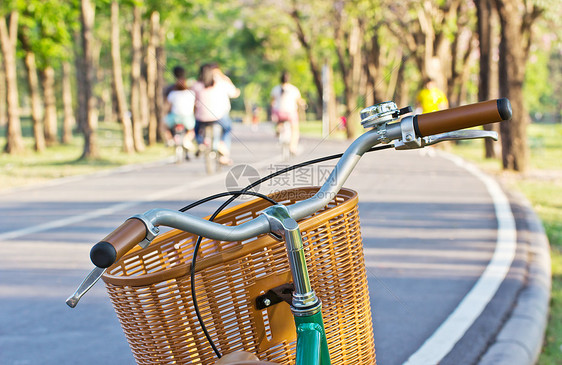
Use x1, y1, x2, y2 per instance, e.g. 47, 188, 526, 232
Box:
102, 187, 376, 364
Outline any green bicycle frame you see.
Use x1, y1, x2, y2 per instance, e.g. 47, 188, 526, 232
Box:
295, 311, 331, 365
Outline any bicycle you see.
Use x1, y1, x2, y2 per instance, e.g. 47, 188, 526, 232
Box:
171, 124, 190, 163
197, 121, 223, 174
277, 119, 292, 161
67, 98, 512, 365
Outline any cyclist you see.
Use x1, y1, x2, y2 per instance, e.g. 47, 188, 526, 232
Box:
270, 71, 305, 156
163, 66, 196, 156
192, 63, 240, 165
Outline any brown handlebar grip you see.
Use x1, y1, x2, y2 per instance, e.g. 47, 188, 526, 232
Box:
414, 98, 512, 137
90, 218, 147, 268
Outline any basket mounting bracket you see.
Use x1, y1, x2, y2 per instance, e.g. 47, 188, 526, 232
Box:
256, 283, 295, 310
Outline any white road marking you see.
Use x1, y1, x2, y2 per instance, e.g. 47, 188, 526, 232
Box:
404, 152, 517, 365
0, 158, 279, 242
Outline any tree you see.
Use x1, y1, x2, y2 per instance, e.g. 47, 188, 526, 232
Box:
18, 25, 46, 151
0, 53, 6, 127
41, 66, 58, 146
333, 3, 364, 138
388, 0, 462, 95
18, 1, 76, 148
110, 0, 134, 153
475, 0, 499, 158
494, 0, 542, 171
79, 0, 99, 159
0, 11, 24, 154
146, 10, 160, 145
61, 62, 75, 144
129, 4, 145, 152
288, 1, 324, 118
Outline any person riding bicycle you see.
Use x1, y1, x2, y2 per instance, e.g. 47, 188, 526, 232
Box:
163, 66, 196, 155
192, 63, 240, 165
270, 71, 305, 156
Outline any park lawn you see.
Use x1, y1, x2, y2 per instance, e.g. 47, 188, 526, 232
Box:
299, 120, 347, 140
450, 123, 562, 364
0, 121, 170, 191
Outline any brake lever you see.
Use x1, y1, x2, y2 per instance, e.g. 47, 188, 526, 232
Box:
66, 266, 106, 308
424, 130, 498, 145
395, 130, 498, 150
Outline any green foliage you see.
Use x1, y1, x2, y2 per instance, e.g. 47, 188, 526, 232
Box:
17, 0, 77, 68
524, 41, 559, 119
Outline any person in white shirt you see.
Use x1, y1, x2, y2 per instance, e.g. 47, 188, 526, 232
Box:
164, 66, 196, 154
270, 71, 305, 155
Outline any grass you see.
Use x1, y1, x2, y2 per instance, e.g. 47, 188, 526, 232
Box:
450, 123, 562, 364
0, 121, 170, 191
299, 120, 347, 140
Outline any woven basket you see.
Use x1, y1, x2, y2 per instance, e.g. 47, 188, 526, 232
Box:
102, 187, 375, 364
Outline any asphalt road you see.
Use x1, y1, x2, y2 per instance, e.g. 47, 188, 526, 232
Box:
0, 123, 529, 364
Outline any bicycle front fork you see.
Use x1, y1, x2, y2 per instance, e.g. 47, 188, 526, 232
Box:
263, 205, 331, 365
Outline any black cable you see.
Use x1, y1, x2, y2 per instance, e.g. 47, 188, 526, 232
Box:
178, 144, 393, 213
181, 143, 393, 358
179, 190, 277, 212
187, 191, 278, 358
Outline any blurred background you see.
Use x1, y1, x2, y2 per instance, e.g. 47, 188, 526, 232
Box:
0, 1, 561, 363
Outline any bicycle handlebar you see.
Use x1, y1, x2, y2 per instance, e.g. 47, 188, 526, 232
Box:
90, 218, 147, 268
89, 98, 512, 269
414, 98, 512, 137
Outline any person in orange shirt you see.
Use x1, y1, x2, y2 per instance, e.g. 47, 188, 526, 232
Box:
416, 78, 449, 113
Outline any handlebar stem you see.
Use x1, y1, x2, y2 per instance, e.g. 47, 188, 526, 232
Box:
263, 205, 320, 315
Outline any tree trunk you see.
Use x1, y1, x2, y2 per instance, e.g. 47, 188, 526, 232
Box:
323, 63, 339, 132
74, 31, 87, 134
155, 25, 167, 141
130, 5, 145, 152
0, 53, 6, 127
146, 11, 159, 145
102, 84, 113, 124
80, 0, 99, 159
110, 1, 134, 153
41, 66, 58, 146
0, 12, 24, 154
495, 0, 541, 172
363, 23, 387, 105
140, 72, 150, 129
385, 48, 404, 104
61, 62, 75, 144
334, 14, 363, 139
476, 0, 498, 158
22, 50, 46, 152
394, 60, 410, 109
18, 27, 46, 151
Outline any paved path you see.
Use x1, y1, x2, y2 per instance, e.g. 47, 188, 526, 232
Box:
0, 123, 549, 364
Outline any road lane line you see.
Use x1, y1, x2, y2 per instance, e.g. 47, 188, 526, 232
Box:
404, 153, 517, 365
0, 157, 279, 242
